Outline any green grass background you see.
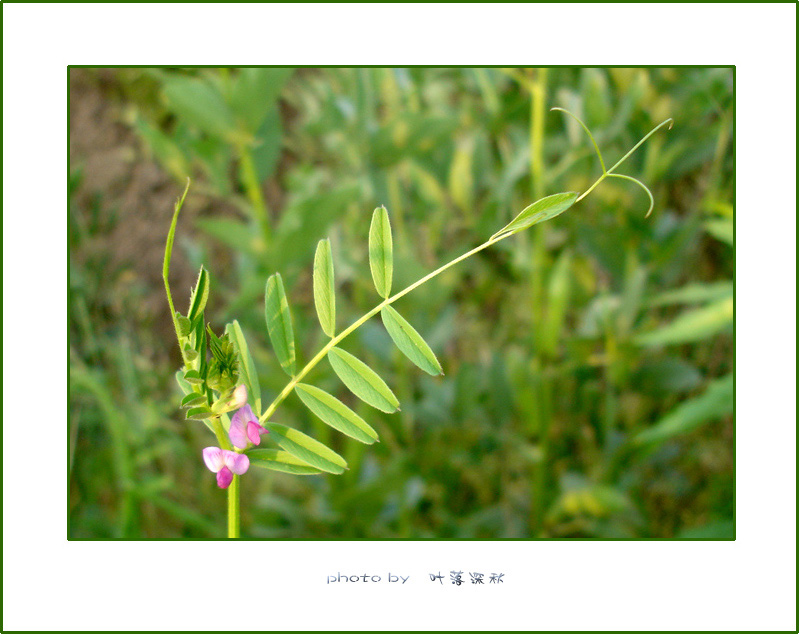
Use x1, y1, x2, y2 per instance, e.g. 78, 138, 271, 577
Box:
68, 67, 733, 538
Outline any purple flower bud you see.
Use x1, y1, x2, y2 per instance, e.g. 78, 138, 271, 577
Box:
229, 404, 268, 449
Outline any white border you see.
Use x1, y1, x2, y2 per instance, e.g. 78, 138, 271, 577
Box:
4, 3, 796, 631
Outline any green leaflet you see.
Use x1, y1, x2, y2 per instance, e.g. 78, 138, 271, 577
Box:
176, 314, 192, 337
185, 406, 214, 420
183, 370, 204, 385
381, 305, 443, 376
226, 320, 262, 414
327, 347, 400, 413
491, 192, 579, 239
180, 392, 206, 408
265, 273, 296, 376
187, 266, 210, 322
247, 448, 323, 475
313, 239, 336, 337
295, 383, 378, 444
368, 205, 393, 298
263, 422, 347, 474
634, 374, 733, 446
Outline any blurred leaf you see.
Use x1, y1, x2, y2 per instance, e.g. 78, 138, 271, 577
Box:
448, 137, 474, 211
134, 116, 188, 180
328, 347, 399, 413
636, 297, 733, 346
263, 422, 347, 474
251, 107, 283, 182
649, 281, 732, 307
369, 205, 393, 298
161, 74, 236, 139
634, 357, 703, 395
226, 320, 262, 414
229, 67, 293, 133
295, 383, 378, 444
272, 183, 358, 268
248, 448, 323, 475
313, 238, 336, 337
187, 266, 210, 322
265, 273, 296, 376
634, 373, 733, 446
492, 192, 579, 239
195, 217, 264, 255
381, 305, 443, 376
704, 218, 733, 246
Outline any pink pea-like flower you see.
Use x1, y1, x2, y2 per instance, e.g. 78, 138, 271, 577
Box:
229, 404, 268, 449
202, 447, 249, 489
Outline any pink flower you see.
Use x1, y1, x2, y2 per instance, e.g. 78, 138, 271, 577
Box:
229, 404, 268, 449
202, 447, 249, 489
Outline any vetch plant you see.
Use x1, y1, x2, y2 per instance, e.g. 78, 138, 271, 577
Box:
163, 108, 672, 538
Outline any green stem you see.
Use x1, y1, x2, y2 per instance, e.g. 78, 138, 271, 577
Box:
228, 475, 240, 538
260, 233, 507, 424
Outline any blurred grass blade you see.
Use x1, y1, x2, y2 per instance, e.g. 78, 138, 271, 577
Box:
295, 383, 378, 444
187, 266, 209, 322
492, 192, 578, 239
265, 273, 296, 376
649, 281, 733, 307
248, 448, 323, 475
263, 422, 347, 474
226, 320, 262, 414
313, 238, 336, 337
369, 205, 393, 298
328, 347, 400, 413
634, 374, 733, 446
636, 297, 733, 346
541, 249, 572, 356
381, 305, 443, 376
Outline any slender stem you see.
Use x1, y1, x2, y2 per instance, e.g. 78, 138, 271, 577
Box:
228, 475, 240, 538
606, 118, 673, 174
259, 233, 506, 424
574, 117, 673, 205
551, 107, 607, 175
